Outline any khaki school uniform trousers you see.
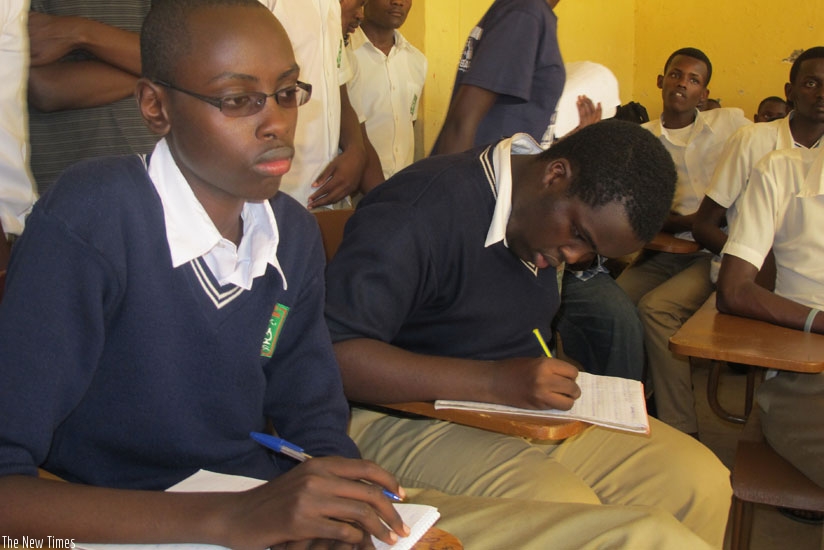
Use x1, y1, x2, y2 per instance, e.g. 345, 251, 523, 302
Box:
351, 407, 731, 548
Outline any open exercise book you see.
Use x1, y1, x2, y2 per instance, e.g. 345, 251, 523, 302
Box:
76, 469, 440, 550
435, 371, 650, 435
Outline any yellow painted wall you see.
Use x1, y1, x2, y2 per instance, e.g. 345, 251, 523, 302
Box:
401, 0, 824, 152
634, 2, 824, 121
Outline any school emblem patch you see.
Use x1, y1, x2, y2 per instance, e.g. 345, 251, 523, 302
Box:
261, 303, 290, 358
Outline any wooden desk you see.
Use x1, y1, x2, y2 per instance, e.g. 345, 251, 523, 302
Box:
377, 401, 587, 441
669, 293, 824, 422
414, 527, 462, 550
644, 232, 700, 254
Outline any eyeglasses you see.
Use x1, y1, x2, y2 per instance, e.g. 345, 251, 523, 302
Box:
153, 80, 312, 117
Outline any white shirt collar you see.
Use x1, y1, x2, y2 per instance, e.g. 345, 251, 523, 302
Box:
484, 133, 544, 248
146, 138, 287, 291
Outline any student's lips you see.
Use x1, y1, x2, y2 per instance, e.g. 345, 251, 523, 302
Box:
253, 148, 294, 177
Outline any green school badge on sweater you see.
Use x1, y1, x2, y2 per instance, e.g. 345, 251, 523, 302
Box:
261, 303, 289, 358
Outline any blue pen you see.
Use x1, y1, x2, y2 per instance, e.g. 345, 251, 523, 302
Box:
250, 431, 403, 501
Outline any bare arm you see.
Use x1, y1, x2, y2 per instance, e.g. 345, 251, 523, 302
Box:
431, 85, 498, 155
692, 196, 728, 254
716, 254, 824, 334
308, 86, 367, 209
0, 458, 407, 549
28, 61, 138, 112
661, 211, 696, 234
334, 338, 581, 411
28, 12, 141, 74
27, 12, 141, 112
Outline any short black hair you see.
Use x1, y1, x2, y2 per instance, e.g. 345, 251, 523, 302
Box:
789, 46, 824, 84
663, 47, 712, 86
539, 120, 676, 243
141, 0, 269, 82
758, 96, 787, 110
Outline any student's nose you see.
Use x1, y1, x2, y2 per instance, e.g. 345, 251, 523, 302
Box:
561, 244, 595, 267
256, 99, 293, 141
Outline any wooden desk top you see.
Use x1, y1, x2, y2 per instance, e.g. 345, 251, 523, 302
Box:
378, 401, 587, 441
669, 293, 824, 373
414, 527, 462, 550
644, 232, 701, 253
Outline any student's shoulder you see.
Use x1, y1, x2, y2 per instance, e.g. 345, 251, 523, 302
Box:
39, 155, 154, 216
702, 107, 752, 129
484, 0, 554, 21
269, 191, 321, 238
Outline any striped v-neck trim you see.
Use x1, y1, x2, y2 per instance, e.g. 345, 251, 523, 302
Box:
190, 258, 245, 309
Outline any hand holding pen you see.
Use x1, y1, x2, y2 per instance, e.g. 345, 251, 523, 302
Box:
226, 434, 409, 549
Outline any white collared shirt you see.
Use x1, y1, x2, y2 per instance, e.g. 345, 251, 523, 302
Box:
147, 139, 286, 291
347, 27, 427, 179
263, 0, 349, 207
484, 133, 544, 248
644, 108, 752, 235
0, 0, 37, 237
724, 146, 824, 309
707, 113, 819, 209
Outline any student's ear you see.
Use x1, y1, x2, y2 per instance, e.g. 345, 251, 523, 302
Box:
699, 87, 709, 105
543, 158, 571, 190
784, 81, 794, 105
136, 78, 171, 137
657, 74, 664, 89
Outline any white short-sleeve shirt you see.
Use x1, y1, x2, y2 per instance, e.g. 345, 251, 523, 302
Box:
643, 108, 752, 233
347, 27, 427, 179
723, 147, 824, 309
0, 0, 37, 237
263, 0, 349, 207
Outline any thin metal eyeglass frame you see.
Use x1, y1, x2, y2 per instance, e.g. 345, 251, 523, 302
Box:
152, 80, 312, 116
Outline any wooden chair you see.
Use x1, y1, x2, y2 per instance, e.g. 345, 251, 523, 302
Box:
644, 231, 700, 253
313, 208, 355, 263
729, 408, 824, 550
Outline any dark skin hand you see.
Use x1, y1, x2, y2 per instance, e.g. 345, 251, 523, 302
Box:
0, 458, 408, 549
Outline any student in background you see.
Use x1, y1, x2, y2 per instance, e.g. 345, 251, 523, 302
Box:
262, 0, 369, 210
616, 47, 751, 437
326, 120, 733, 547
694, 47, 824, 285
754, 95, 789, 123
699, 97, 722, 111
717, 145, 824, 493
347, 0, 427, 180
1, 0, 37, 270
432, 0, 564, 155
339, 0, 386, 195
26, 0, 158, 195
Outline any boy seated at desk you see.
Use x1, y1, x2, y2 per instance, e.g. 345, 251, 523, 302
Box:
325, 119, 733, 547
718, 145, 824, 491
0, 1, 715, 548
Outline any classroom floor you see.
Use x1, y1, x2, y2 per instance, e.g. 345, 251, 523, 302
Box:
691, 359, 823, 550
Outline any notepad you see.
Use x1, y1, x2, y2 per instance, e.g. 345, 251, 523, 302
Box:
435, 371, 650, 434
76, 470, 439, 550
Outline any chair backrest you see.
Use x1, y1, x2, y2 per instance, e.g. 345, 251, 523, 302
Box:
313, 209, 354, 263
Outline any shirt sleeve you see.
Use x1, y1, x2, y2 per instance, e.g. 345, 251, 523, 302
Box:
460, 6, 547, 101
0, 205, 118, 477
722, 157, 781, 270
706, 125, 756, 209
325, 202, 435, 345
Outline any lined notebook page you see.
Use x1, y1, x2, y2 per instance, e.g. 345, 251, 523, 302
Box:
76, 470, 439, 550
435, 371, 650, 434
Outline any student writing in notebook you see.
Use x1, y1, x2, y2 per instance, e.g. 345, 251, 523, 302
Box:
325, 120, 733, 547
0, 2, 717, 548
